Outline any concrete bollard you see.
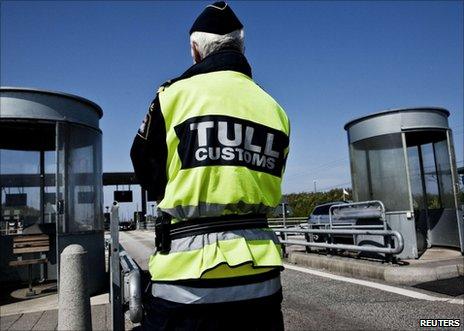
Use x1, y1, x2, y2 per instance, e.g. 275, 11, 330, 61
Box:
58, 244, 92, 331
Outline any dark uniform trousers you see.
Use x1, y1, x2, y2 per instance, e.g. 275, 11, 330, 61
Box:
141, 288, 284, 331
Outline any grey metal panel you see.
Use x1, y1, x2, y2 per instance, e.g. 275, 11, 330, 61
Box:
354, 233, 386, 252
344, 107, 449, 130
345, 108, 450, 144
0, 87, 102, 129
400, 111, 449, 131
347, 112, 402, 144
386, 213, 418, 259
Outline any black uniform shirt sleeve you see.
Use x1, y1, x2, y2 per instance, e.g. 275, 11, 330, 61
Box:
130, 95, 168, 201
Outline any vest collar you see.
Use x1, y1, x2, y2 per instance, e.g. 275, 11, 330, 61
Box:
175, 49, 252, 83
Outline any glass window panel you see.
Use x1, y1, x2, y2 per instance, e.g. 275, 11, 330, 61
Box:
351, 133, 410, 211
44, 150, 57, 224
351, 145, 369, 203
421, 144, 441, 209
434, 139, 455, 208
0, 150, 41, 235
407, 146, 426, 210
67, 125, 102, 233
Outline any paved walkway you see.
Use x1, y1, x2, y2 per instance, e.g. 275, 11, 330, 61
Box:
0, 292, 135, 331
1, 292, 108, 316
1, 304, 110, 331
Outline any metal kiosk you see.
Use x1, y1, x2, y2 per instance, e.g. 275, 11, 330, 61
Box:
345, 107, 463, 259
0, 87, 105, 294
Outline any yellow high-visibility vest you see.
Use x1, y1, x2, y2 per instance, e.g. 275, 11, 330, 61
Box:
150, 70, 290, 281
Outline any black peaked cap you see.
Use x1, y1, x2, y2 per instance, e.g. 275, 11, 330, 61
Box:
190, 2, 243, 35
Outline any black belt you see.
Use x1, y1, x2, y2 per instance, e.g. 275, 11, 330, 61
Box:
155, 213, 268, 254
152, 267, 281, 288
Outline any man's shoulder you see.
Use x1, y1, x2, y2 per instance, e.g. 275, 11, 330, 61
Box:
155, 73, 203, 95
156, 72, 196, 94
156, 79, 175, 94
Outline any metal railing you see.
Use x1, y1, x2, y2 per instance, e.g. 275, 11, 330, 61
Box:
274, 227, 404, 255
268, 217, 307, 228
119, 250, 142, 323
109, 201, 143, 331
271, 200, 403, 259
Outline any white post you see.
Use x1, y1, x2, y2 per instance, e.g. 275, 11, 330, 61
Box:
58, 244, 92, 330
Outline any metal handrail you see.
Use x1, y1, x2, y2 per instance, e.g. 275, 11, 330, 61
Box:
323, 225, 386, 229
268, 217, 307, 221
110, 201, 143, 328
268, 218, 307, 231
274, 227, 404, 255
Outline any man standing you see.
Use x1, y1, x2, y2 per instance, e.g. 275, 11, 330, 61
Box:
131, 2, 290, 330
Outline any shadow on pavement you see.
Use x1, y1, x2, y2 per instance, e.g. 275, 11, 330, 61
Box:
0, 280, 57, 305
413, 276, 464, 296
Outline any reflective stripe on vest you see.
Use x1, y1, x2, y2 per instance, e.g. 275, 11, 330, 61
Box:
152, 275, 281, 304
162, 202, 273, 220
149, 235, 282, 281
169, 228, 280, 253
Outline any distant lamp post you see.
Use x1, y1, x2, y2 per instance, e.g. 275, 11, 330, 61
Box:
280, 196, 289, 229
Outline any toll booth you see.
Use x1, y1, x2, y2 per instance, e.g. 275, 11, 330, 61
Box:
0, 87, 105, 294
345, 107, 464, 259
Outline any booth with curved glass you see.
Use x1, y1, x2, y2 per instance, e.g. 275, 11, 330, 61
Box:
345, 108, 463, 259
0, 87, 104, 293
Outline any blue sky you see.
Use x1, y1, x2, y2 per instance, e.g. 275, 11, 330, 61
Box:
1, 1, 463, 215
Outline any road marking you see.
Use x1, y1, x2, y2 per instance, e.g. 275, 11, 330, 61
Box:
283, 263, 464, 305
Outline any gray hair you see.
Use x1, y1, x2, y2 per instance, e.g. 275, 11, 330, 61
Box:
190, 29, 244, 60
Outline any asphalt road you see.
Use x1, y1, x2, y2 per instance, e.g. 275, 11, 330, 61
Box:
119, 230, 463, 331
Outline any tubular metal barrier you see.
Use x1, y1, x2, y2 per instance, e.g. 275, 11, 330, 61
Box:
109, 200, 143, 329
274, 227, 404, 255
268, 217, 307, 228
120, 250, 143, 323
